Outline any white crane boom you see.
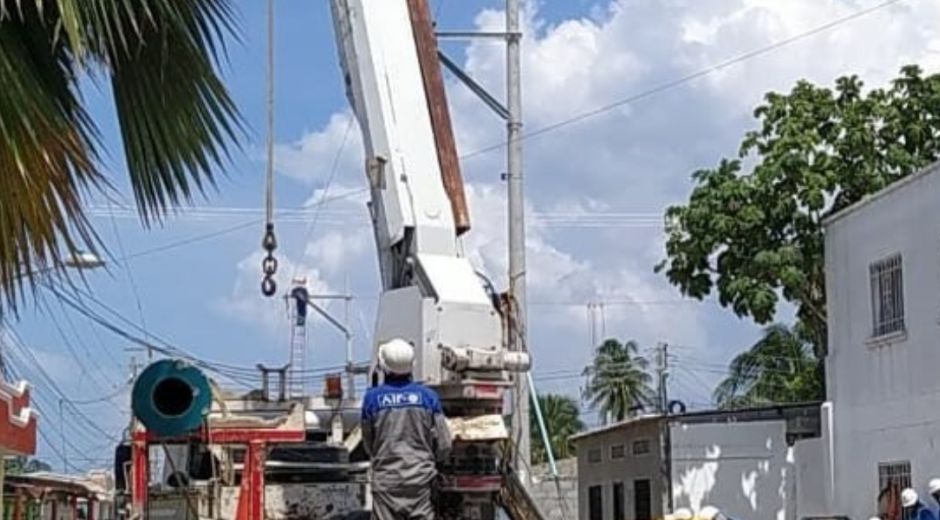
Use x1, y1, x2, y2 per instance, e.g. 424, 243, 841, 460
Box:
330, 0, 528, 392
329, 1, 532, 518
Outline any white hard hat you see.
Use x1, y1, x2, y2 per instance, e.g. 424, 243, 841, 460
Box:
664, 515, 675, 520
869, 516, 882, 520
378, 339, 415, 375
674, 508, 694, 520
698, 506, 721, 520
929, 478, 940, 494
901, 488, 919, 508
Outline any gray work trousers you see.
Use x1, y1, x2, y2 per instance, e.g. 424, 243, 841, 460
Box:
371, 485, 435, 520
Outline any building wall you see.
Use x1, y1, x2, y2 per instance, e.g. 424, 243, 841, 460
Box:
575, 420, 664, 520
792, 429, 831, 518
670, 420, 793, 520
825, 165, 940, 519
530, 458, 578, 520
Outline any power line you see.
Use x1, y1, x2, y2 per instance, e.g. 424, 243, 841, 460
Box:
107, 198, 150, 341
459, 0, 906, 161
104, 188, 372, 261
38, 297, 118, 397
1, 326, 122, 445
90, 205, 664, 228
294, 114, 355, 278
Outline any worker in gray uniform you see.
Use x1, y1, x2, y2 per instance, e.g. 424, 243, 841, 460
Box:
362, 339, 452, 520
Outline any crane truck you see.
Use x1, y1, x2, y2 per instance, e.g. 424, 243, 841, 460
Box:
118, 2, 537, 519
331, 0, 532, 517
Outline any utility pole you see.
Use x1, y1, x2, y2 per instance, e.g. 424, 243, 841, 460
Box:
656, 342, 669, 413
506, 0, 530, 486
656, 342, 673, 511
587, 303, 597, 350
59, 398, 68, 473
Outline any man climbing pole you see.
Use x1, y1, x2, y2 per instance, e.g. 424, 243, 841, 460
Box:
362, 339, 452, 520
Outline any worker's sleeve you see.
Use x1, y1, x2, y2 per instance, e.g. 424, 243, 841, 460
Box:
429, 392, 452, 463
919, 507, 938, 520
361, 391, 376, 456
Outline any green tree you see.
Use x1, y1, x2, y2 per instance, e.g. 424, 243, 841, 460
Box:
4, 456, 52, 475
656, 65, 940, 356
0, 0, 242, 311
714, 324, 823, 409
582, 339, 654, 423
530, 393, 584, 464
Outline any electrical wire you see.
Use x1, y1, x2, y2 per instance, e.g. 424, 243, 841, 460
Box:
124, 219, 259, 260
100, 189, 370, 262
37, 297, 118, 397
459, 0, 907, 161
56, 296, 125, 371
107, 198, 150, 336
2, 333, 121, 449
293, 114, 355, 278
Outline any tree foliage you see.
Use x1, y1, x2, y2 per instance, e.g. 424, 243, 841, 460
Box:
530, 393, 584, 465
657, 65, 940, 355
0, 0, 242, 312
714, 324, 823, 409
4, 456, 52, 475
582, 339, 654, 423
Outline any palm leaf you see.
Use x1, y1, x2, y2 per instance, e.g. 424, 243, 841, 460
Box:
0, 0, 241, 312
0, 2, 102, 311
713, 323, 823, 408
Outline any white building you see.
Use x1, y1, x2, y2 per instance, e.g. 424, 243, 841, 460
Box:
570, 404, 825, 520
824, 162, 940, 518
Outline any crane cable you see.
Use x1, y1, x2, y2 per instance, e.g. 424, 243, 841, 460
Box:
260, 0, 279, 297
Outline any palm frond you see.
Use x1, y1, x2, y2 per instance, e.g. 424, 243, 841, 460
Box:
0, 3, 103, 311
0, 0, 241, 312
91, 0, 243, 221
714, 323, 823, 408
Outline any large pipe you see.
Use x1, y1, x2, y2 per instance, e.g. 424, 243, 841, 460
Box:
131, 359, 212, 437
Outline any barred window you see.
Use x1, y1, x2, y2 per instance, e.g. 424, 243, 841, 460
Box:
611, 444, 625, 459
878, 461, 912, 520
870, 254, 905, 337
632, 439, 651, 456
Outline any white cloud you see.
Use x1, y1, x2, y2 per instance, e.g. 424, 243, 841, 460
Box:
231, 0, 940, 405
274, 111, 362, 184
217, 250, 334, 339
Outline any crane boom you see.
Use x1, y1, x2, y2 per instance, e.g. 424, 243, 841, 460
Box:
330, 0, 529, 390
329, 1, 531, 518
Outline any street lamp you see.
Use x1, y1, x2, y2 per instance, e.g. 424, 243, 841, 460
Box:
11, 251, 106, 282
62, 251, 105, 270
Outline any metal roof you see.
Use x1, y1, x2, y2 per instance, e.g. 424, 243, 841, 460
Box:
569, 402, 823, 443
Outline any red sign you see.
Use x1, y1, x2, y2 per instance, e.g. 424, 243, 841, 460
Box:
0, 379, 38, 456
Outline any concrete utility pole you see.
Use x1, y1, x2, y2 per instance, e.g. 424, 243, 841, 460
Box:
656, 342, 669, 413
656, 342, 673, 511
506, 0, 530, 485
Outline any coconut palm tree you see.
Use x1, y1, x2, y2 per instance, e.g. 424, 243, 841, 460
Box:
530, 393, 584, 464
0, 0, 242, 311
714, 323, 823, 409
582, 339, 654, 423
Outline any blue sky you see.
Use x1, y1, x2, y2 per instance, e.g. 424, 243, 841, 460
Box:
5, 0, 939, 471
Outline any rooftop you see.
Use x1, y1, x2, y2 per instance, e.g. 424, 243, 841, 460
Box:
822, 160, 940, 227
570, 402, 823, 443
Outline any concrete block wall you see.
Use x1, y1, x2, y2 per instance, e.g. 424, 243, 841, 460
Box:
530, 458, 578, 520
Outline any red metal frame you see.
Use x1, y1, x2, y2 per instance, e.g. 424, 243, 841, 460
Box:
131, 426, 304, 520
